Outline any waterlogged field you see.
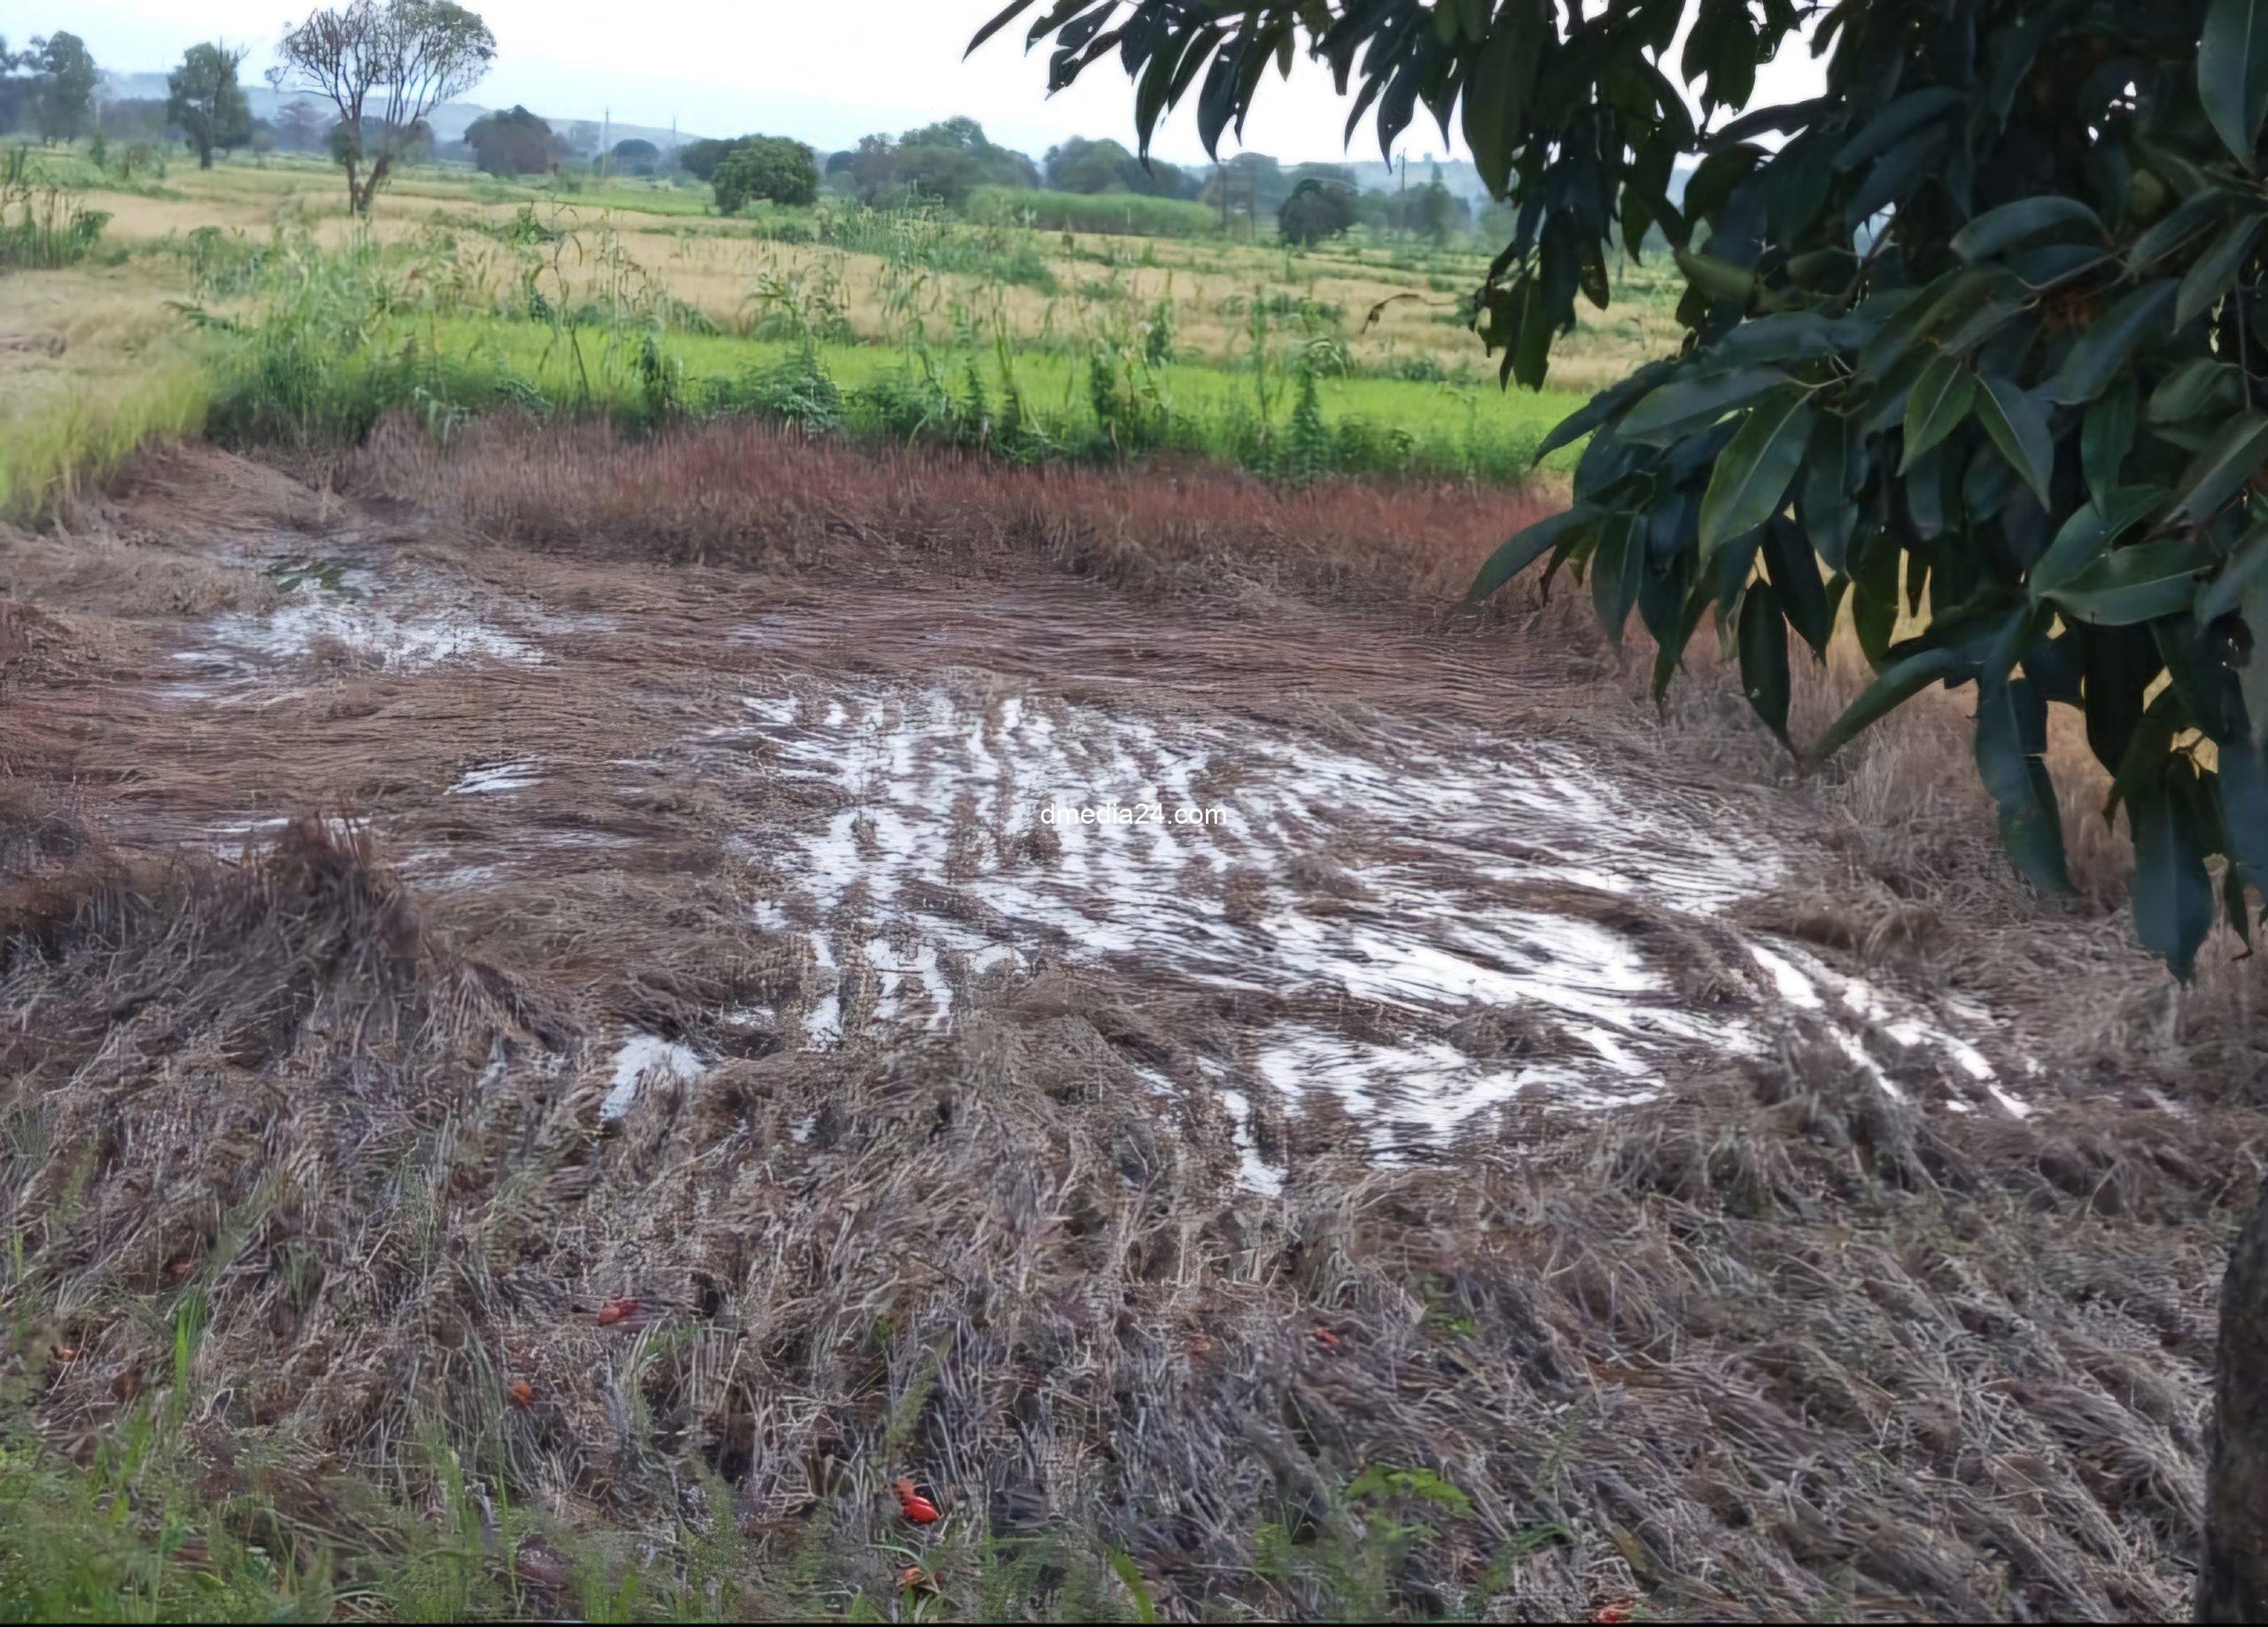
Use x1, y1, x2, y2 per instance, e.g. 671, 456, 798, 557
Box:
2, 145, 2256, 1623
2, 428, 2244, 1621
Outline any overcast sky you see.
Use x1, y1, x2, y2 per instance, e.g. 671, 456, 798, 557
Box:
45, 1, 1829, 161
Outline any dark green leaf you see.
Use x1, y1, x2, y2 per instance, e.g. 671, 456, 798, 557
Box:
2149, 359, 2247, 424
2178, 212, 2266, 325
1536, 359, 1673, 462
1699, 390, 1815, 556
1951, 196, 2101, 262
2245, 578, 2268, 746
1834, 87, 1963, 168
2047, 281, 2178, 406
2130, 768, 2217, 979
1798, 412, 1857, 570
2029, 486, 2165, 596
2129, 189, 2233, 271
1619, 365, 1791, 445
1972, 374, 2054, 506
1852, 538, 1900, 666
2046, 538, 2222, 624
1590, 512, 1643, 647
1650, 580, 1712, 707
2201, 519, 2268, 621
2175, 409, 2268, 523
1905, 443, 1948, 539
1976, 677, 2073, 891
1764, 517, 1836, 654
1738, 581, 1792, 748
967, 0, 1040, 56
2202, 0, 2268, 165
1673, 246, 1756, 306
2107, 686, 2188, 815
1459, 12, 1536, 198
2218, 736, 2268, 893
1511, 274, 1552, 389
1707, 310, 1855, 365
2082, 381, 2138, 505
1900, 353, 1976, 470
1469, 505, 1594, 600
1817, 645, 1969, 759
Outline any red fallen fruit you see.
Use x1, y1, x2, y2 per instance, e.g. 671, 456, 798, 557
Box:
508, 1380, 537, 1408
893, 1476, 940, 1524
1593, 1599, 1637, 1623
1312, 1326, 1342, 1353
899, 1564, 941, 1594
596, 1298, 638, 1326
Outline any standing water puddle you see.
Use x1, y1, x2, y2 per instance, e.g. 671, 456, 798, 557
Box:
656, 685, 2031, 1164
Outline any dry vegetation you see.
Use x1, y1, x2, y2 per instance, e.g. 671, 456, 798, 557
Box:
2, 423, 2262, 1619
66, 156, 1678, 383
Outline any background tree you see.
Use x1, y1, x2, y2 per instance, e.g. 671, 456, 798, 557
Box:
464, 104, 559, 176
275, 0, 494, 215
167, 43, 252, 171
275, 97, 326, 152
1043, 134, 1197, 197
830, 117, 1037, 206
609, 136, 659, 176
97, 97, 172, 144
985, 0, 2268, 1615
0, 39, 26, 136
1201, 150, 1285, 229
1278, 175, 1355, 246
711, 136, 819, 213
24, 32, 96, 145
328, 115, 431, 171
677, 136, 737, 182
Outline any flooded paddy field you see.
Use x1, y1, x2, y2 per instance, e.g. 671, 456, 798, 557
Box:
2, 432, 2251, 1621
80, 446, 2039, 1179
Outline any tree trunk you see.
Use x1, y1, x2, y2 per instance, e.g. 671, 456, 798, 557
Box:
198, 146, 213, 171
2203, 1180, 2268, 1621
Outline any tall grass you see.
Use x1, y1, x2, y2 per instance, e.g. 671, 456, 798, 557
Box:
0, 359, 209, 523
966, 185, 1227, 240
734, 198, 1057, 290
0, 149, 113, 271
189, 230, 1567, 482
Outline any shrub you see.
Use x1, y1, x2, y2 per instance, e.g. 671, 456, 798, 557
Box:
711, 136, 818, 213
464, 105, 560, 177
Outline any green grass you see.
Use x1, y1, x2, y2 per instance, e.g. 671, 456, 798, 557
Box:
203, 293, 1581, 482
966, 186, 1228, 240
0, 1404, 1487, 1623
0, 357, 211, 523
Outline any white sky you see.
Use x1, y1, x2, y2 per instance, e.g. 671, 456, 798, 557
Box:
41, 1, 1829, 162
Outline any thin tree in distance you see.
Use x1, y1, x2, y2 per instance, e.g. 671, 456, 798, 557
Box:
273, 0, 493, 216
167, 43, 252, 170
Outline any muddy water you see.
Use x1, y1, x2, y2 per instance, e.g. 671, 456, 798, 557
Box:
152, 541, 2037, 1180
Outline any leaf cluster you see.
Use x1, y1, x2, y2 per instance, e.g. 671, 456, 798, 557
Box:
983, 0, 2268, 975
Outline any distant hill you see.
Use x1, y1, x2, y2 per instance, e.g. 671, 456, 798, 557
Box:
95, 69, 699, 156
